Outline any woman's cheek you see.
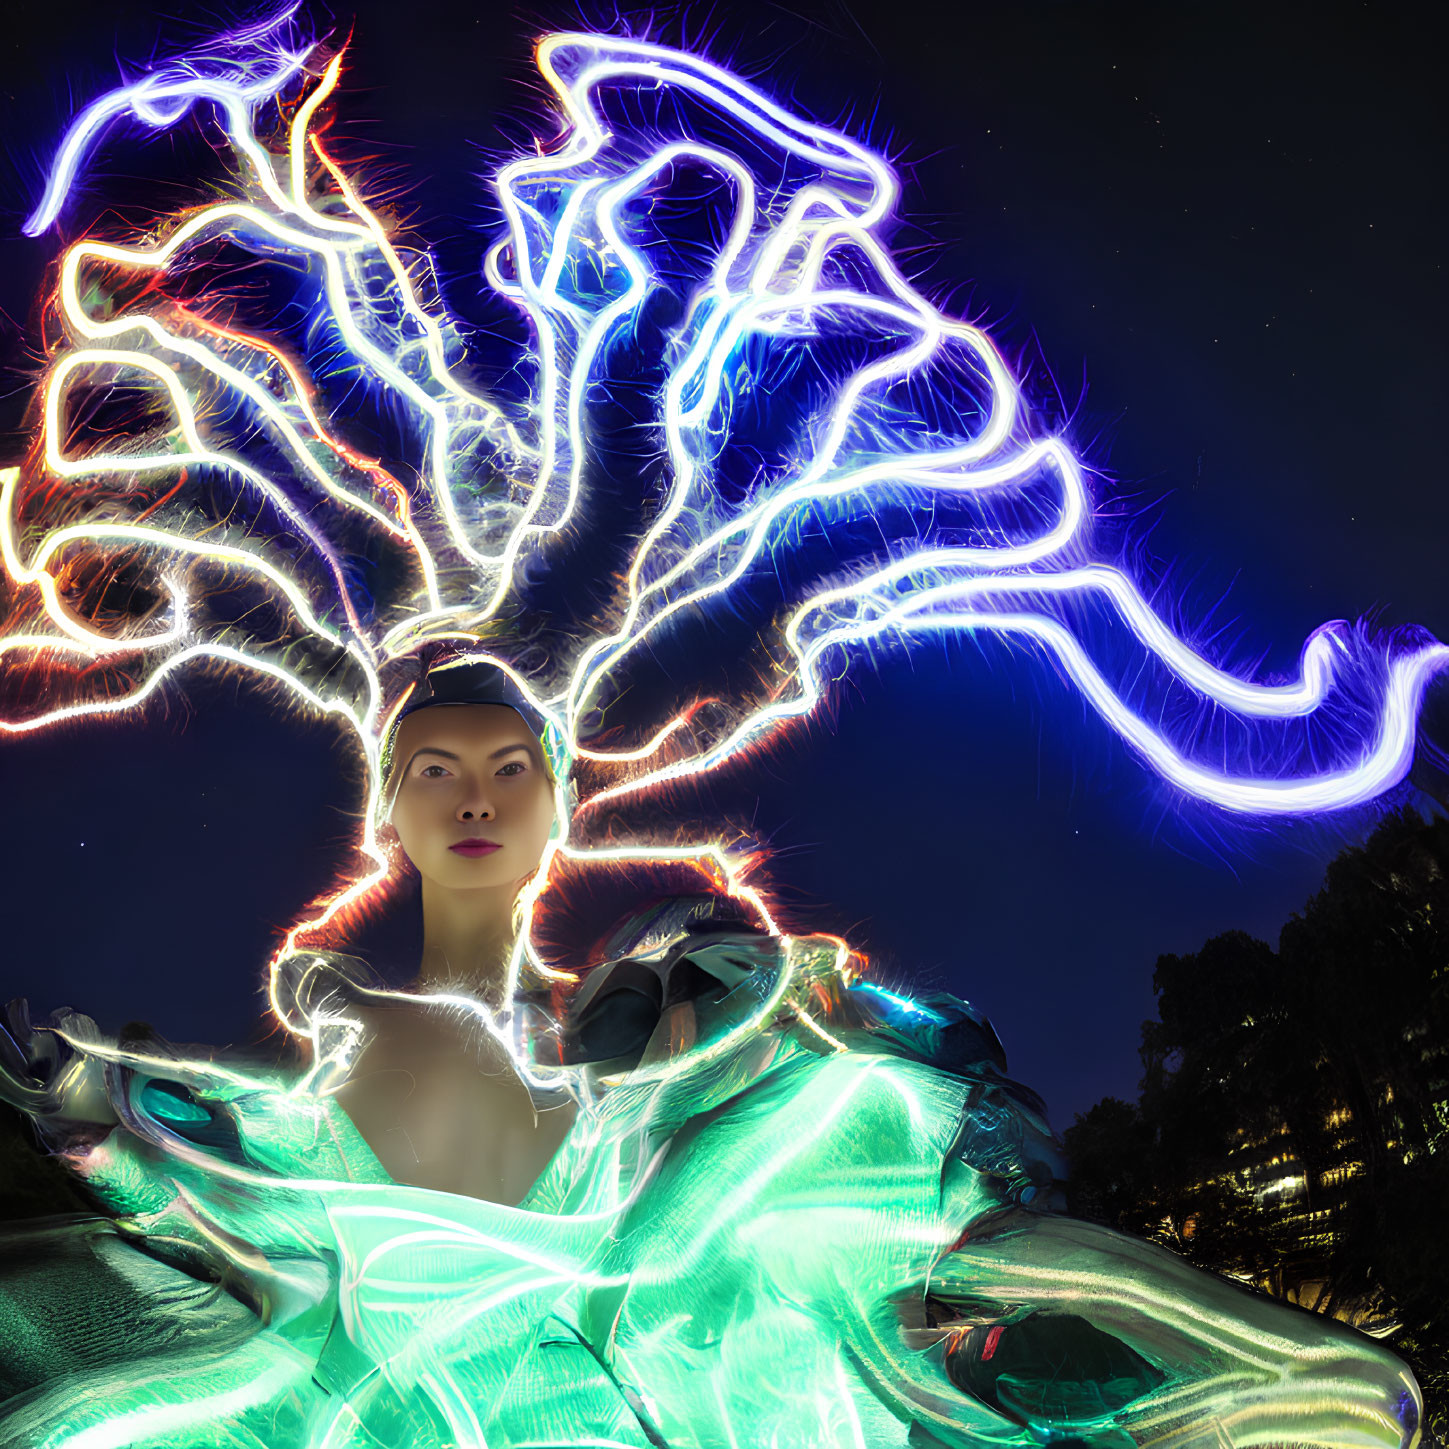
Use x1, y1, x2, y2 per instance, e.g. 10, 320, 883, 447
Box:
390, 800, 429, 871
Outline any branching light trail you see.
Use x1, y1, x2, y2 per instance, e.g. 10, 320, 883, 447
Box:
3, 19, 1443, 1063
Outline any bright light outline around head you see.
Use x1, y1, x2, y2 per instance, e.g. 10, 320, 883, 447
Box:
3, 24, 1445, 1079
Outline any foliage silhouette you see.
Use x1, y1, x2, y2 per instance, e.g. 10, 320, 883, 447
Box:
1067, 808, 1449, 1434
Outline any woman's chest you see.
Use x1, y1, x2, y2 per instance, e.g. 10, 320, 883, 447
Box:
337, 1017, 573, 1202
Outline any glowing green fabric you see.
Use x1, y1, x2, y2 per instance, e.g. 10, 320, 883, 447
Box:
0, 933, 1422, 1447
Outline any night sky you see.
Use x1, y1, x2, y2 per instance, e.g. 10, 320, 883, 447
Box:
0, 0, 1443, 1131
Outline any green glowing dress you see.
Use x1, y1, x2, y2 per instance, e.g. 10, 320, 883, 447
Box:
0, 917, 1422, 1448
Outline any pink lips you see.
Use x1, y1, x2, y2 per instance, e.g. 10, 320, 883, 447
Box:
449, 839, 501, 857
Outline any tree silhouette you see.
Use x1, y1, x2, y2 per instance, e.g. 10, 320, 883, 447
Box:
1068, 808, 1449, 1431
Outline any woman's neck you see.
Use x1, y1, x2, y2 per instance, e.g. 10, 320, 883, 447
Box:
415, 877, 519, 1004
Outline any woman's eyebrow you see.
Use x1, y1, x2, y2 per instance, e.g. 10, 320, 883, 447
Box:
404, 746, 461, 771
489, 742, 536, 760
405, 743, 536, 771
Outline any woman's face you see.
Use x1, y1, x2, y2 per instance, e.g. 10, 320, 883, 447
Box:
387, 705, 556, 891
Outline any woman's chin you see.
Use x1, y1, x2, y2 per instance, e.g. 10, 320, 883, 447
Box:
430, 855, 518, 890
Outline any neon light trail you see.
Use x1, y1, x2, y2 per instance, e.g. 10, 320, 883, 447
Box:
0, 11, 1430, 1447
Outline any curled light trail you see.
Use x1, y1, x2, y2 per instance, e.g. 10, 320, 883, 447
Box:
23, 6, 311, 237
484, 34, 1444, 814
1, 24, 1444, 1069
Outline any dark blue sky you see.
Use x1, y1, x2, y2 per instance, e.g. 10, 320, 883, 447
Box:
0, 0, 1443, 1129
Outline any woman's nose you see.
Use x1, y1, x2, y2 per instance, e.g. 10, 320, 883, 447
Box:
456, 785, 493, 821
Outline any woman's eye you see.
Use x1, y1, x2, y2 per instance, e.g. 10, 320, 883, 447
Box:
497, 760, 527, 777
418, 764, 449, 779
